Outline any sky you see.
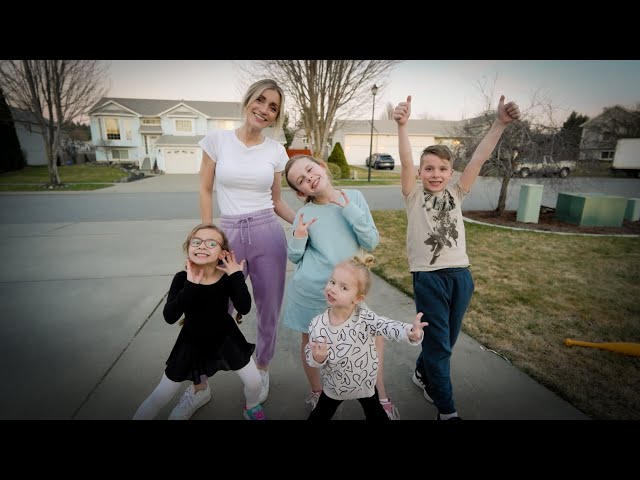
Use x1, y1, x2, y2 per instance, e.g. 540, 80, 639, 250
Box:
104, 60, 640, 125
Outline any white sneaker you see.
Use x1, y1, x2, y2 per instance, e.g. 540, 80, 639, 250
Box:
305, 391, 321, 410
412, 370, 434, 404
257, 370, 269, 404
168, 383, 211, 420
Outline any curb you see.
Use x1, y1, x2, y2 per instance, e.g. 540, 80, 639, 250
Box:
463, 216, 640, 238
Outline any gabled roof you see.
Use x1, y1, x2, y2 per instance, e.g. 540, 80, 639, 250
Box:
580, 105, 640, 128
337, 118, 467, 136
89, 97, 241, 119
10, 106, 41, 125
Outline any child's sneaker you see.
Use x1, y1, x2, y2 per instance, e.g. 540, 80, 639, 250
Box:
435, 413, 462, 421
243, 404, 266, 420
305, 391, 321, 410
412, 370, 434, 404
381, 400, 400, 420
168, 383, 211, 420
257, 370, 269, 404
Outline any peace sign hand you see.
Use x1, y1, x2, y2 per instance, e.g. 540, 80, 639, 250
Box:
329, 190, 350, 208
408, 312, 429, 342
293, 212, 318, 238
309, 337, 329, 363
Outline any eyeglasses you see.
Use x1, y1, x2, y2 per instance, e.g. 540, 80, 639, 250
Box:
189, 237, 219, 249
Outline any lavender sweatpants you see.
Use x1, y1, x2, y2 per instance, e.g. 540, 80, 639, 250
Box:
220, 209, 287, 367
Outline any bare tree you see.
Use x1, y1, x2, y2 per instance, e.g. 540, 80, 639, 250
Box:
456, 79, 578, 216
0, 60, 108, 186
238, 60, 401, 159
380, 102, 395, 120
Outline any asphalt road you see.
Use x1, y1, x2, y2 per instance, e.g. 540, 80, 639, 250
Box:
0, 175, 638, 224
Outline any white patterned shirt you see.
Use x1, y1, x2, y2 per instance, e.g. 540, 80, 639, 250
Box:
305, 305, 421, 400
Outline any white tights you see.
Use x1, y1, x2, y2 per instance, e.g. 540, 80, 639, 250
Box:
132, 357, 262, 420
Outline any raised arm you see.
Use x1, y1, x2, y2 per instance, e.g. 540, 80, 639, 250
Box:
393, 95, 417, 196
272, 172, 296, 224
458, 95, 520, 193
199, 152, 216, 223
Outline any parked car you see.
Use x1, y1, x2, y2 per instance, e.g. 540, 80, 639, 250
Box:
365, 153, 395, 170
513, 155, 576, 178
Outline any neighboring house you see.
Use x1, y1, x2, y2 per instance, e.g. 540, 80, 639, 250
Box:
10, 107, 47, 166
11, 107, 90, 166
89, 97, 285, 174
579, 106, 640, 162
332, 119, 468, 166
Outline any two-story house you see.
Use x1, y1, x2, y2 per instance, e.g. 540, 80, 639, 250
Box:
89, 98, 286, 174
579, 106, 640, 162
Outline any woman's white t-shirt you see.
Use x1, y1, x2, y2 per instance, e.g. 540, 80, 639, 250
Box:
198, 129, 288, 215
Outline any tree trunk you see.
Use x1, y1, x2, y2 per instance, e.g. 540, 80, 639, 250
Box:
493, 173, 511, 216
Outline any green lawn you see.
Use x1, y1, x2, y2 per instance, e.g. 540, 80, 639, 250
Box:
371, 210, 640, 420
0, 165, 128, 191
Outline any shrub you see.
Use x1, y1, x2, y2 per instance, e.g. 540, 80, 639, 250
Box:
327, 142, 350, 179
327, 162, 341, 179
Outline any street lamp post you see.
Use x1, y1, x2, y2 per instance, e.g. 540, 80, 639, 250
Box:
367, 84, 378, 182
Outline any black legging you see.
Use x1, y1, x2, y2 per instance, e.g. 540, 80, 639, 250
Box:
307, 388, 389, 420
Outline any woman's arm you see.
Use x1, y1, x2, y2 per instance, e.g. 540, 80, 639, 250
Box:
199, 152, 216, 223
271, 172, 296, 224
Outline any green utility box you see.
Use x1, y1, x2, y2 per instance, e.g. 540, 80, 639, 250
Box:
554, 193, 627, 227
625, 198, 640, 222
517, 184, 544, 223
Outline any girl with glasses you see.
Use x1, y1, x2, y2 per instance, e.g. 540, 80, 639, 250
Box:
133, 223, 266, 420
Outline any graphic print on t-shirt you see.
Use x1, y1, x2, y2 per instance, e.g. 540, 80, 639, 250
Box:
422, 190, 459, 265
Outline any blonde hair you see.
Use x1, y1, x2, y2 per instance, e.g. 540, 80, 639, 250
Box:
241, 79, 286, 134
335, 254, 375, 296
284, 154, 333, 204
420, 145, 454, 169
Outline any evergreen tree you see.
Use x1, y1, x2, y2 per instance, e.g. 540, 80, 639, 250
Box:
327, 142, 349, 179
0, 87, 25, 172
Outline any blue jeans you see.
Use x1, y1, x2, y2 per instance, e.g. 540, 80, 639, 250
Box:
413, 268, 474, 414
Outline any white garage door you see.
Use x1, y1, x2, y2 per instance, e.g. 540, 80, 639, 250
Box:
164, 148, 199, 174
344, 134, 378, 166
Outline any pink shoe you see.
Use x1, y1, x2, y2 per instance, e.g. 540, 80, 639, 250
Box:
243, 404, 266, 420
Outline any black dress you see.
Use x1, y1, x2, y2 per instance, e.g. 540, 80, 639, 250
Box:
162, 270, 254, 384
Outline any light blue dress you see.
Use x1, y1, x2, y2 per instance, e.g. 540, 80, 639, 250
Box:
281, 189, 379, 333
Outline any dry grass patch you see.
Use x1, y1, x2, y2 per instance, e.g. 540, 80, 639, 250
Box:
371, 210, 640, 420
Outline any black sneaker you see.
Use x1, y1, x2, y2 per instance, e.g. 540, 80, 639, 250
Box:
412, 370, 434, 404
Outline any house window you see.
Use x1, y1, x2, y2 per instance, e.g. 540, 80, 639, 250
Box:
142, 118, 161, 125
123, 119, 132, 141
302, 136, 309, 146
105, 118, 120, 140
175, 119, 193, 133
112, 149, 129, 160
601, 151, 614, 160
222, 120, 239, 130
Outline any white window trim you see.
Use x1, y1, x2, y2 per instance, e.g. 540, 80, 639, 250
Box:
173, 118, 194, 135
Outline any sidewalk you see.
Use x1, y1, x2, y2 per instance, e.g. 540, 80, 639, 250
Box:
0, 173, 590, 420
0, 215, 586, 420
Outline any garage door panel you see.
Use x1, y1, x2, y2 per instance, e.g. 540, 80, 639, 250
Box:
164, 148, 199, 174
